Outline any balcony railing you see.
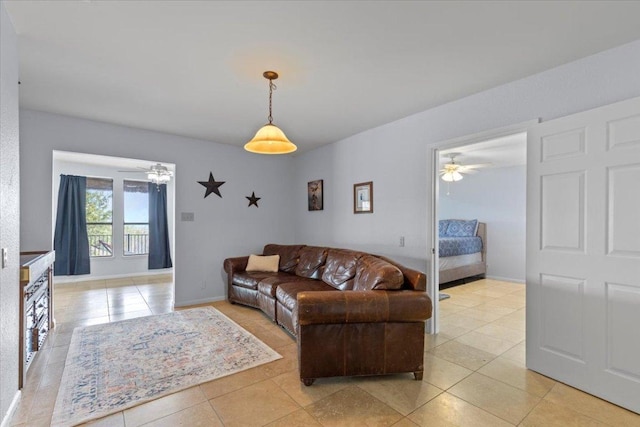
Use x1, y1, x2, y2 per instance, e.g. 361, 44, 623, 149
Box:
124, 233, 149, 256
88, 234, 149, 257
88, 234, 112, 257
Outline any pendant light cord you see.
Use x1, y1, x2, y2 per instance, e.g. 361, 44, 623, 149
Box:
268, 79, 276, 124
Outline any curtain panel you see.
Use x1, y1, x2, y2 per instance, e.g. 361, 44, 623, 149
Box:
148, 183, 173, 269
53, 175, 91, 275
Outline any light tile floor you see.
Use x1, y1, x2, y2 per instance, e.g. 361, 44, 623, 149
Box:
10, 277, 640, 426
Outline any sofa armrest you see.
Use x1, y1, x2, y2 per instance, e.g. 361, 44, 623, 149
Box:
297, 290, 432, 325
223, 256, 249, 275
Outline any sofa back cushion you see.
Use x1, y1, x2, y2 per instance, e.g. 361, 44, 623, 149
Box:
377, 255, 427, 291
321, 249, 363, 290
295, 246, 328, 279
263, 244, 304, 273
353, 255, 404, 291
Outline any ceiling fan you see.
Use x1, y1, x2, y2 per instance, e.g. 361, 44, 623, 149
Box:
118, 163, 173, 185
439, 153, 489, 182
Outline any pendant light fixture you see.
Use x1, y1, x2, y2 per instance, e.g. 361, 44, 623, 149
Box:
244, 71, 297, 154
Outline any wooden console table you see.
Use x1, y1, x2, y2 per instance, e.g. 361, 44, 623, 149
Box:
19, 250, 55, 389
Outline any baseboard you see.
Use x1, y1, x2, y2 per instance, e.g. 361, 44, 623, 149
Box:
1, 390, 21, 427
486, 275, 525, 284
175, 295, 226, 307
56, 269, 173, 284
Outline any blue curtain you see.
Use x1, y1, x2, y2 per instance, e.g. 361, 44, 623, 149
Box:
148, 183, 173, 269
53, 175, 91, 275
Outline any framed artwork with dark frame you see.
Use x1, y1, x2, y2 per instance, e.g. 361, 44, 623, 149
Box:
353, 181, 373, 214
308, 179, 323, 211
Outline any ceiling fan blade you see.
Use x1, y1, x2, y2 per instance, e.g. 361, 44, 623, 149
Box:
460, 163, 492, 170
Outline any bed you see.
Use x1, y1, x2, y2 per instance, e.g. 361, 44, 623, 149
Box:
439, 219, 486, 285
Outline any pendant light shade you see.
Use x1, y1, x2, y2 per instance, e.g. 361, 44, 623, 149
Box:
245, 124, 296, 154
244, 71, 297, 155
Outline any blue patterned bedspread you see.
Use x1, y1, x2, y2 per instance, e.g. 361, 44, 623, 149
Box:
440, 236, 483, 257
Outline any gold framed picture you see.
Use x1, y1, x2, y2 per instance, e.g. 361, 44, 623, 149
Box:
353, 181, 373, 214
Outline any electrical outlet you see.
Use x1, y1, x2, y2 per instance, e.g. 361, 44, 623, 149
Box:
181, 212, 195, 222
399, 236, 405, 247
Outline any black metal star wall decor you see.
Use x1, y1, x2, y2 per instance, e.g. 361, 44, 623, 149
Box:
246, 192, 261, 208
198, 172, 225, 198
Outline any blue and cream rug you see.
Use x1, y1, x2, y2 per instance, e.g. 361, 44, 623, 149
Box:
51, 307, 282, 427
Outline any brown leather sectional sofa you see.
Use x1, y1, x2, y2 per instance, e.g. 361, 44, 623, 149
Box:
224, 244, 433, 385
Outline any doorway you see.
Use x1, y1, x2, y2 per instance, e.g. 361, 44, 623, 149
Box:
52, 151, 176, 280
428, 120, 535, 334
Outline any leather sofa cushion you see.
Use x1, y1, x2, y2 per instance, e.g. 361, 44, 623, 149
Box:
263, 244, 305, 273
295, 246, 328, 279
258, 275, 316, 297
377, 255, 426, 291
321, 249, 364, 290
353, 255, 404, 291
276, 281, 336, 311
233, 271, 278, 290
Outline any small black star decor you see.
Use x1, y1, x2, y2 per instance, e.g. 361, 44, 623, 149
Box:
246, 192, 261, 208
198, 172, 225, 198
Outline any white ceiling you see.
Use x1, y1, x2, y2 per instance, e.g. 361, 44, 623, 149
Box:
6, 1, 640, 154
441, 132, 527, 170
53, 151, 176, 172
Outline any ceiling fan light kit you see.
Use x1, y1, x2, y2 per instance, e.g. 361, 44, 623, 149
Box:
440, 153, 464, 182
439, 152, 490, 182
146, 163, 173, 185
118, 162, 173, 187
244, 71, 297, 155
441, 170, 464, 182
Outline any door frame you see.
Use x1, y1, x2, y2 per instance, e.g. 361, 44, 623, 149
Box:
427, 119, 538, 334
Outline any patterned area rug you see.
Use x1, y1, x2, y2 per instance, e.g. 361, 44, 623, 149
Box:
51, 307, 281, 427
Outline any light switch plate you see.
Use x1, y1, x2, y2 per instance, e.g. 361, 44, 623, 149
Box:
181, 212, 195, 222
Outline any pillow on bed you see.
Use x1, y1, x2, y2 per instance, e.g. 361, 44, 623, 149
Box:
438, 220, 450, 237
445, 219, 478, 237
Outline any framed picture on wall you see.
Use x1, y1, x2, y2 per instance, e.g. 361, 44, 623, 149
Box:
308, 179, 323, 211
353, 181, 373, 214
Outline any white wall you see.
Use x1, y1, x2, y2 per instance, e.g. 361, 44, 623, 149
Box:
440, 165, 526, 282
0, 1, 21, 423
20, 111, 296, 305
18, 39, 640, 303
52, 157, 175, 281
293, 39, 640, 282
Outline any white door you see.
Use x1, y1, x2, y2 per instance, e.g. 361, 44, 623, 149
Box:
526, 96, 640, 413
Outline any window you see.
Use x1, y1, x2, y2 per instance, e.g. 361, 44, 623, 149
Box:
86, 177, 113, 257
124, 180, 149, 256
